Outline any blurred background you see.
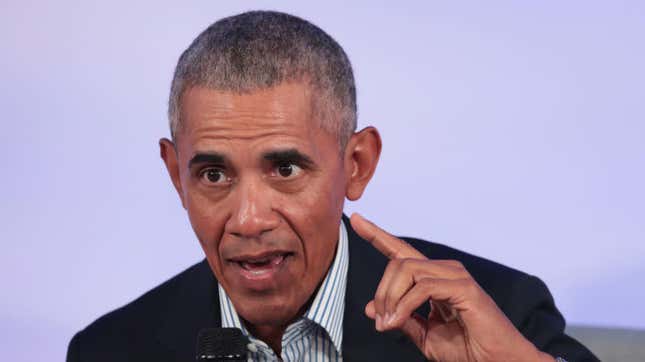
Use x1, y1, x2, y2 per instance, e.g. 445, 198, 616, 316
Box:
2, 1, 644, 360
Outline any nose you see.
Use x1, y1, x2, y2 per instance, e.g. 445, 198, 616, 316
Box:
225, 177, 280, 238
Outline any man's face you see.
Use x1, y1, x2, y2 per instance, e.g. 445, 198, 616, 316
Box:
169, 82, 348, 328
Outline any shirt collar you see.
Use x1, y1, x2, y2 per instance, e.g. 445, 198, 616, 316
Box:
218, 219, 350, 353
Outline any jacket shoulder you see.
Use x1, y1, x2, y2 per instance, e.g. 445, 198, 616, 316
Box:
403, 237, 549, 321
402, 237, 598, 361
403, 238, 528, 292
67, 260, 213, 362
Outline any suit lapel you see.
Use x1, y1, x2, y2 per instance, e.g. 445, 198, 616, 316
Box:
155, 260, 221, 361
342, 214, 387, 359
341, 215, 425, 360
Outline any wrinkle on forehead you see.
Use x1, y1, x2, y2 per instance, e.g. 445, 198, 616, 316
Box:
176, 83, 331, 158
179, 83, 315, 130
190, 127, 303, 145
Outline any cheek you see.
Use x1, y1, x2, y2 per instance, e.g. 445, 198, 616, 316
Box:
185, 192, 227, 252
276, 176, 345, 266
185, 199, 231, 282
276, 179, 343, 231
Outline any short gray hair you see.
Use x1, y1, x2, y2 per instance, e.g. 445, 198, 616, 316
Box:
168, 10, 357, 148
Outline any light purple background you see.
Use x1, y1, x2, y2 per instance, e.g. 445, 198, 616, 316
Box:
2, 1, 644, 360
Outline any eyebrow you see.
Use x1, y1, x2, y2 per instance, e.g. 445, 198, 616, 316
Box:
188, 152, 227, 169
263, 148, 316, 169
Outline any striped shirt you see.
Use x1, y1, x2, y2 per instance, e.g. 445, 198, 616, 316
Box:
218, 221, 349, 361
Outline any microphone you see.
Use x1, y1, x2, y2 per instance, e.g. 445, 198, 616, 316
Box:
196, 327, 250, 361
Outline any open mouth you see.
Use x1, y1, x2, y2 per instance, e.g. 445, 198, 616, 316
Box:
230, 251, 294, 278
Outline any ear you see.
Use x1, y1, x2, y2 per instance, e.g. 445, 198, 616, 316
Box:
159, 138, 187, 209
344, 126, 382, 201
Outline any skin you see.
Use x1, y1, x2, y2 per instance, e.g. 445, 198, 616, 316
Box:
351, 214, 556, 362
160, 80, 555, 361
159, 82, 381, 354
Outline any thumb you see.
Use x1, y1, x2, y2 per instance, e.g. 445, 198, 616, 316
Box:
399, 313, 428, 352
365, 300, 376, 319
368, 299, 430, 355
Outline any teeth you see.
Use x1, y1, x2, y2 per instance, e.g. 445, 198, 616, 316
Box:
239, 254, 286, 270
271, 255, 285, 265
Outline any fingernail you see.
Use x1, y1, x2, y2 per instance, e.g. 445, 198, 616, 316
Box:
383, 313, 391, 327
376, 315, 382, 331
385, 312, 395, 326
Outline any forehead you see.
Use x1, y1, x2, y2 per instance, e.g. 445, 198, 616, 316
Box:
178, 82, 315, 141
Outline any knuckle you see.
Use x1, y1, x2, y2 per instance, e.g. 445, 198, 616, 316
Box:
441, 259, 460, 267
382, 260, 399, 277
390, 249, 405, 259
418, 277, 435, 291
461, 278, 480, 297
445, 260, 471, 278
399, 257, 416, 268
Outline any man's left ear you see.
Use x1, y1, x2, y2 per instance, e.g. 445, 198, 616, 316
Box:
344, 126, 382, 201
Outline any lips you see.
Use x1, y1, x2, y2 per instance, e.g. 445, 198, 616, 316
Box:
228, 251, 293, 283
239, 253, 286, 273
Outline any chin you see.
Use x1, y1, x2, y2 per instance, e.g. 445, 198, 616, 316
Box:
237, 298, 300, 327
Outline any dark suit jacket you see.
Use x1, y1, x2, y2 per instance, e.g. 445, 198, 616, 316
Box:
67, 219, 598, 361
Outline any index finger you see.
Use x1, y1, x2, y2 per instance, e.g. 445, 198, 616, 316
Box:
350, 213, 426, 260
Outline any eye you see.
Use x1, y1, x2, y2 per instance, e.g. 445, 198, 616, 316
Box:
275, 162, 302, 178
199, 168, 229, 185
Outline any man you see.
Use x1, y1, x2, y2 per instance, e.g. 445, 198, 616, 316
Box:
67, 11, 598, 361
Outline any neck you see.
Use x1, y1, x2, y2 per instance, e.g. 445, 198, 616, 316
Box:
243, 295, 316, 356
247, 323, 285, 355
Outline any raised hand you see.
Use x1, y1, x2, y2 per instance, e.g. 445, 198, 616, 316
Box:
350, 213, 555, 362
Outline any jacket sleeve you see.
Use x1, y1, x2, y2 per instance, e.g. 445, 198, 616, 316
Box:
505, 274, 599, 362
66, 332, 81, 362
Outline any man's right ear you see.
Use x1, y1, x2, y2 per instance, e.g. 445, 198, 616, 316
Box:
159, 138, 186, 209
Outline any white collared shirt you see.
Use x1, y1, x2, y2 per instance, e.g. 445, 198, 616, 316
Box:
218, 220, 349, 361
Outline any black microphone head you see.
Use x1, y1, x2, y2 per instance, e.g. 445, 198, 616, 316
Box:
196, 327, 249, 361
